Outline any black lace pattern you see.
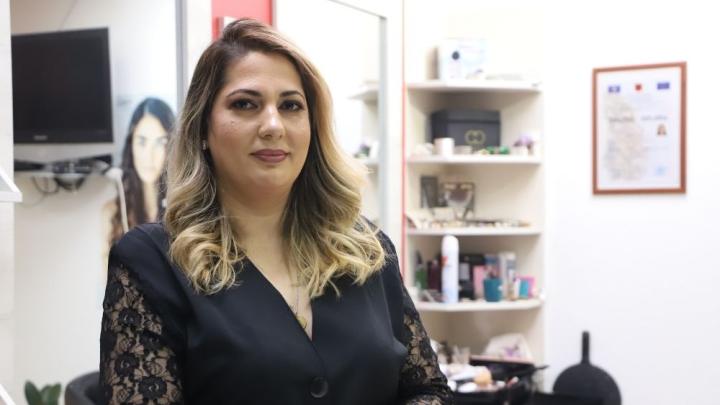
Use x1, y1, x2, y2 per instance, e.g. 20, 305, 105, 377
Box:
398, 287, 454, 404
100, 262, 183, 404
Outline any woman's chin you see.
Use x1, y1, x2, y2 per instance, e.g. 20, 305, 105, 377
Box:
248, 178, 295, 195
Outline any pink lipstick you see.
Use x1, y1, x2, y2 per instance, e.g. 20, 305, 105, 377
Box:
251, 149, 288, 163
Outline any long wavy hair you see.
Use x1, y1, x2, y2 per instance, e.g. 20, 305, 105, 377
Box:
110, 97, 175, 244
164, 18, 386, 297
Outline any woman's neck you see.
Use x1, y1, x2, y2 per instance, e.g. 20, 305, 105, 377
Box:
219, 187, 290, 252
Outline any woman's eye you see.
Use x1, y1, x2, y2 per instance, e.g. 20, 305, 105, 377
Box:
281, 100, 304, 111
231, 99, 256, 110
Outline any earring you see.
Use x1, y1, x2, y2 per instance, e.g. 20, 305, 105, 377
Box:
201, 140, 208, 150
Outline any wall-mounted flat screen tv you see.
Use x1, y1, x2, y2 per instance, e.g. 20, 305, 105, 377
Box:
12, 27, 112, 144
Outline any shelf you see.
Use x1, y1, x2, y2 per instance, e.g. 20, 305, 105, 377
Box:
415, 297, 543, 312
0, 167, 22, 203
348, 83, 378, 101
407, 154, 541, 165
356, 157, 378, 167
406, 79, 541, 94
407, 227, 540, 236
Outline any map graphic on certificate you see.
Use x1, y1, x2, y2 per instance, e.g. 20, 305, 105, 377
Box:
593, 63, 686, 194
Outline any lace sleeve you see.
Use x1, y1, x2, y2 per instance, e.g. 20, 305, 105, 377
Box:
100, 260, 184, 404
398, 286, 454, 404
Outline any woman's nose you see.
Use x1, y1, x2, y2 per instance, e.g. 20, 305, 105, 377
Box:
258, 106, 284, 139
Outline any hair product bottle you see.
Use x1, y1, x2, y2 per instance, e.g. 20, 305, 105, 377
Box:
441, 235, 459, 304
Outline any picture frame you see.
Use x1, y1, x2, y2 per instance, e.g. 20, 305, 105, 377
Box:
592, 62, 686, 194
438, 181, 475, 219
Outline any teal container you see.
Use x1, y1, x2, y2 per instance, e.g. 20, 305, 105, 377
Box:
519, 279, 530, 299
483, 278, 503, 302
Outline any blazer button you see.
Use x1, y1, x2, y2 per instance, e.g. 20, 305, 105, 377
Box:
310, 377, 329, 398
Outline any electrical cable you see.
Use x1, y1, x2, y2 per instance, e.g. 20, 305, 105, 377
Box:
95, 160, 129, 233
58, 0, 79, 30
31, 175, 60, 195
112, 168, 129, 234
21, 176, 58, 207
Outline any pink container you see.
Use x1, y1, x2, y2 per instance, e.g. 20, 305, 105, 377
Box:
473, 265, 485, 299
518, 276, 535, 298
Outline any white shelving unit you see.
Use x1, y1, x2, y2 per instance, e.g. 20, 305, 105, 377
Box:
356, 157, 378, 167
348, 83, 378, 101
402, 3, 545, 361
0, 167, 21, 203
415, 297, 544, 312
403, 80, 546, 358
407, 155, 541, 165
348, 83, 382, 226
407, 227, 541, 237
407, 79, 540, 94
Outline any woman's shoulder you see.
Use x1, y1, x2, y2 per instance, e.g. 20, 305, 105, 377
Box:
357, 216, 397, 256
366, 226, 401, 288
109, 222, 188, 300
111, 222, 171, 266
108, 222, 189, 343
109, 222, 191, 322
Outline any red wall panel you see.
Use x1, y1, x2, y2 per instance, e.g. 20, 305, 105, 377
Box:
212, 0, 273, 39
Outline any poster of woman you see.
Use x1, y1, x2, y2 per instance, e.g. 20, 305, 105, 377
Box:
103, 97, 175, 247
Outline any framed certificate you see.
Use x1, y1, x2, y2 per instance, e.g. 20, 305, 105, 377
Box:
593, 62, 686, 194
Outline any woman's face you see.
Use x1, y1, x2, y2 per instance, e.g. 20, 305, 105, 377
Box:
132, 114, 169, 184
207, 51, 311, 197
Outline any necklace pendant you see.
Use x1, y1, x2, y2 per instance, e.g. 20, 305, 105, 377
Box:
296, 314, 308, 330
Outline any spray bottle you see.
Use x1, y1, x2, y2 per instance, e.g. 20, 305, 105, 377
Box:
441, 235, 459, 304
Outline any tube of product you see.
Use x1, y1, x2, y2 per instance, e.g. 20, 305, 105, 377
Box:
441, 235, 459, 304
473, 265, 485, 299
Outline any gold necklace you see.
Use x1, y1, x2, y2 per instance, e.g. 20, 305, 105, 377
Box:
292, 269, 308, 331
254, 261, 307, 331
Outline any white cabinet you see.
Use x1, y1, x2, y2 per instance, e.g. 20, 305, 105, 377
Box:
403, 79, 546, 361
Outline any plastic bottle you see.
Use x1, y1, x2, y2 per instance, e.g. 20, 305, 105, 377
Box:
427, 259, 442, 291
441, 235, 459, 304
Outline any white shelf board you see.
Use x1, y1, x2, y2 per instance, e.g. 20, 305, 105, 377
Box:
0, 167, 22, 203
407, 79, 541, 94
407, 227, 541, 236
356, 157, 378, 167
415, 297, 543, 312
407, 154, 541, 165
348, 83, 378, 101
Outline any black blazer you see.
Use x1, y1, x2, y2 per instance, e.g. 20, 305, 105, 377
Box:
100, 223, 451, 404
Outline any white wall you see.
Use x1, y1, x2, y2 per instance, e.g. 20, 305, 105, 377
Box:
0, 0, 15, 400
10, 0, 178, 402
543, 2, 720, 404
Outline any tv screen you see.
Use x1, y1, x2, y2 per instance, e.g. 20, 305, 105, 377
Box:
12, 28, 112, 144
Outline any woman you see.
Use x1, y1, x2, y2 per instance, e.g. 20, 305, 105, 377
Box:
106, 97, 175, 245
100, 18, 452, 404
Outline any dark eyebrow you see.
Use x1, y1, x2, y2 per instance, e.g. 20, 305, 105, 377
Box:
225, 88, 306, 100
280, 90, 305, 100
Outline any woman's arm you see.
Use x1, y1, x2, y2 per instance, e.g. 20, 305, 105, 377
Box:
397, 285, 454, 405
99, 256, 184, 404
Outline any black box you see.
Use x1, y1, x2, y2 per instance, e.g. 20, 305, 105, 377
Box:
430, 109, 500, 151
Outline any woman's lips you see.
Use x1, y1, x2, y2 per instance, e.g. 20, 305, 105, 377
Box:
251, 150, 288, 163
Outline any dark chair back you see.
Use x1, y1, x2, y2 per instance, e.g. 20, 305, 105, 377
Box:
65, 371, 102, 405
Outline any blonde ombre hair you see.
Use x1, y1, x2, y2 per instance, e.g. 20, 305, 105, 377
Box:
164, 18, 386, 297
